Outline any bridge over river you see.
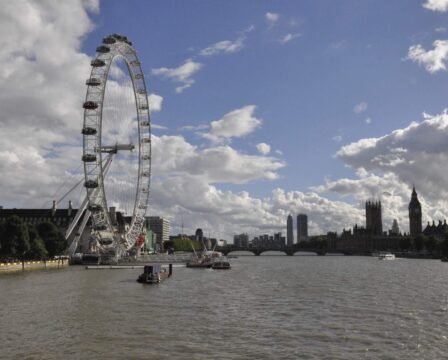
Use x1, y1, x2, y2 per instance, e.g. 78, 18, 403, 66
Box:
216, 245, 350, 256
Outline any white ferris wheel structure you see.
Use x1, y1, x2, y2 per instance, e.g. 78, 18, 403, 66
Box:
65, 34, 151, 260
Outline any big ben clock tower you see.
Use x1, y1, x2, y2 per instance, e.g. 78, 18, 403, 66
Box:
408, 186, 422, 237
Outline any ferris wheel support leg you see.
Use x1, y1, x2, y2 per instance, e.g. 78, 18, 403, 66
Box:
65, 195, 89, 241
67, 209, 92, 257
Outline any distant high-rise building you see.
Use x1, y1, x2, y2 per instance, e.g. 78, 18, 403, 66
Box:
366, 201, 382, 235
146, 216, 170, 248
297, 214, 308, 242
195, 228, 204, 243
408, 186, 422, 237
234, 233, 249, 248
287, 214, 294, 245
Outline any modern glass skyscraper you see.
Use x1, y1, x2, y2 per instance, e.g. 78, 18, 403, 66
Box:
297, 214, 308, 242
287, 214, 294, 246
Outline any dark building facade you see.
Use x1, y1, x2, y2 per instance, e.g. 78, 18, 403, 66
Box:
287, 214, 294, 246
195, 228, 204, 243
297, 214, 308, 242
408, 186, 422, 237
423, 220, 447, 240
366, 201, 382, 235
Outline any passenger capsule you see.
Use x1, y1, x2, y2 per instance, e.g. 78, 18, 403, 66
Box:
96, 45, 110, 54
141, 137, 151, 143
103, 36, 116, 45
91, 59, 105, 67
88, 204, 102, 212
140, 121, 150, 126
84, 180, 98, 188
83, 101, 98, 110
81, 127, 97, 135
141, 155, 150, 160
82, 154, 97, 162
134, 74, 143, 80
139, 105, 149, 111
82, 101, 98, 110
137, 89, 146, 95
130, 60, 141, 67
86, 78, 101, 86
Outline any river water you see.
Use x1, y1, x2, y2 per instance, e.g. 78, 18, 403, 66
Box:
0, 255, 447, 359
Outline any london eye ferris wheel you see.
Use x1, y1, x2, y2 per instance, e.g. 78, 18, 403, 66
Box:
81, 34, 151, 257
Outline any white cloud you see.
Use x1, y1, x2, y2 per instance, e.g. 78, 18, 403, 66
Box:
151, 123, 168, 130
435, 27, 447, 33
0, 0, 98, 208
151, 59, 203, 93
336, 111, 448, 203
178, 124, 209, 131
407, 40, 448, 73
279, 33, 301, 44
256, 143, 271, 155
148, 93, 163, 113
353, 101, 368, 114
150, 175, 366, 240
201, 105, 262, 143
423, 0, 448, 12
198, 26, 254, 57
266, 12, 280, 26
151, 135, 285, 185
332, 135, 343, 142
365, 117, 372, 124
199, 38, 245, 56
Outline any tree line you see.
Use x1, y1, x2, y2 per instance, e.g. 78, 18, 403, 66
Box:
0, 215, 67, 261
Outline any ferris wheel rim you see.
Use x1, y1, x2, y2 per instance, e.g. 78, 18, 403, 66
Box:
81, 34, 151, 253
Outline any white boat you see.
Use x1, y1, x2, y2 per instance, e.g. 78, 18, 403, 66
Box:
378, 252, 395, 260
211, 257, 231, 270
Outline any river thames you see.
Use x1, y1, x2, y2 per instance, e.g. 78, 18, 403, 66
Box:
0, 255, 447, 359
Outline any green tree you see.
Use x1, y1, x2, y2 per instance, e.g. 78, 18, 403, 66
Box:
28, 225, 48, 259
0, 216, 30, 258
171, 238, 202, 251
37, 222, 66, 257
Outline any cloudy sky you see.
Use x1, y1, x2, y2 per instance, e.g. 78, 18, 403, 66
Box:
2, 0, 448, 241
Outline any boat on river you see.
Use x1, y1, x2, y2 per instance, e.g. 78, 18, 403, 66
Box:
186, 248, 222, 268
137, 264, 172, 284
378, 252, 395, 260
211, 257, 231, 270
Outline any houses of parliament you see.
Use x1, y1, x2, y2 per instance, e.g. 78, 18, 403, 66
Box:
331, 186, 444, 253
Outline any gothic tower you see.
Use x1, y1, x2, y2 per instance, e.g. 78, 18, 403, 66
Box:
366, 200, 382, 235
408, 186, 422, 237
